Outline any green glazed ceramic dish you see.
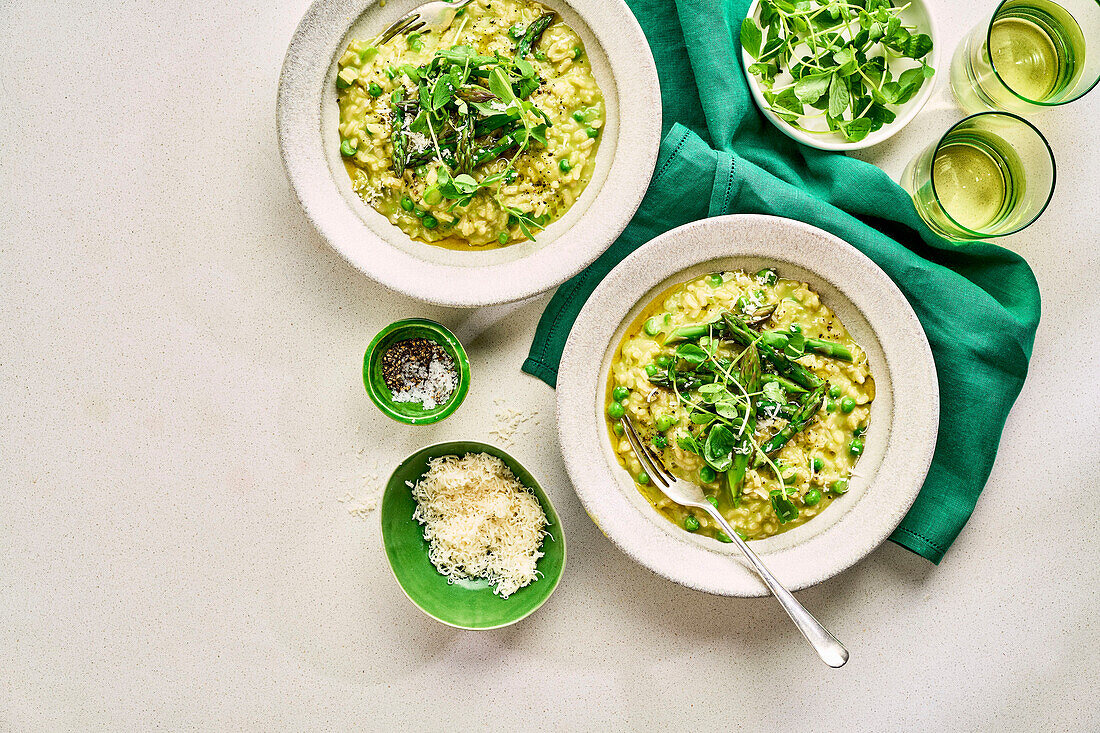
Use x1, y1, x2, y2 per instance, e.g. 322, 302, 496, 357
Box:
363, 319, 470, 425
380, 441, 566, 629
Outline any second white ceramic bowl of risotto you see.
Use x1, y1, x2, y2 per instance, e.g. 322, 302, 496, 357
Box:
556, 215, 938, 597
277, 0, 661, 307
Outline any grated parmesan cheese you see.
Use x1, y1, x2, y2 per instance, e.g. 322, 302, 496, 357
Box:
488, 398, 540, 448
411, 453, 548, 598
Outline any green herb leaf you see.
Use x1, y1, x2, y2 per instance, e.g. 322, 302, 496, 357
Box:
488, 67, 516, 105
827, 74, 849, 118
794, 72, 831, 104
676, 430, 702, 454
762, 380, 786, 404
676, 343, 709, 367
740, 18, 763, 59
842, 117, 874, 142
714, 401, 741, 419
703, 424, 737, 472
901, 33, 933, 59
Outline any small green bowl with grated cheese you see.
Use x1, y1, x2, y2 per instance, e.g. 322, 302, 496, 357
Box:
380, 441, 565, 629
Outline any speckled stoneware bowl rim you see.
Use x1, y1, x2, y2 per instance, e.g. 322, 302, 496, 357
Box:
277, 0, 661, 307
740, 0, 939, 151
380, 440, 567, 629
556, 215, 938, 597
363, 318, 470, 424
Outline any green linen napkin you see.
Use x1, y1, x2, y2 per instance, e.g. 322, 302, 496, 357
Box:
522, 0, 1041, 563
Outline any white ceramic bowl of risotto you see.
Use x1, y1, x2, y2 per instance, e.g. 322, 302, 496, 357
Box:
277, 0, 661, 307
556, 215, 938, 597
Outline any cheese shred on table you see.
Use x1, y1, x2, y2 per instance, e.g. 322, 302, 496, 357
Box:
411, 453, 548, 598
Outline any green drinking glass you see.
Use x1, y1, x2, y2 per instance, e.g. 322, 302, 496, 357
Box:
901, 112, 1055, 242
950, 0, 1100, 112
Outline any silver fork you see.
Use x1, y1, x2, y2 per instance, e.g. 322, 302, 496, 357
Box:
621, 416, 849, 668
375, 0, 476, 46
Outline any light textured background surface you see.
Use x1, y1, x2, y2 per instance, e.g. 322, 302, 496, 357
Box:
2, 1, 1098, 730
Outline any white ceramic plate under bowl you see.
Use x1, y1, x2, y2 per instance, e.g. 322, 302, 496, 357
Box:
557, 215, 938, 597
277, 0, 661, 307
741, 0, 939, 151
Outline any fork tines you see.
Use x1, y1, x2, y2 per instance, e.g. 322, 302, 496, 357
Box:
620, 416, 675, 488
377, 14, 426, 45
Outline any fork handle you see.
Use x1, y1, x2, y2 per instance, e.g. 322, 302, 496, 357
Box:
701, 506, 849, 668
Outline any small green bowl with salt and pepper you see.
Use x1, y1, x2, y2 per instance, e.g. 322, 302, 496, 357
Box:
363, 319, 470, 425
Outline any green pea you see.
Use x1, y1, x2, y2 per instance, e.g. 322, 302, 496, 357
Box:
612, 386, 630, 402
735, 295, 749, 311
699, 466, 717, 483
832, 479, 849, 495
655, 414, 676, 432
572, 110, 587, 123
414, 207, 427, 218
840, 397, 856, 413
854, 424, 867, 437
368, 82, 383, 97
399, 196, 414, 212
406, 32, 424, 51
607, 401, 625, 419
643, 315, 663, 336
706, 495, 719, 508
636, 471, 650, 485
422, 215, 438, 229
415, 165, 427, 177
586, 127, 599, 138
497, 232, 509, 245
849, 438, 864, 456
756, 268, 778, 285
684, 515, 700, 532
789, 323, 802, 333
340, 139, 357, 157
826, 401, 836, 413
706, 273, 723, 288
558, 158, 572, 173
534, 51, 547, 61
423, 186, 443, 205
644, 364, 659, 377
812, 456, 824, 472
508, 23, 523, 39
572, 46, 583, 59
654, 354, 673, 368
828, 385, 842, 399
804, 489, 823, 506
612, 423, 624, 437
652, 435, 668, 449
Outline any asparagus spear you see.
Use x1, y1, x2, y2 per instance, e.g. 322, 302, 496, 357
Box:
726, 344, 761, 507
454, 113, 475, 173
516, 13, 555, 58
390, 89, 409, 175
721, 313, 824, 390
763, 331, 853, 361
761, 373, 807, 394
759, 383, 827, 455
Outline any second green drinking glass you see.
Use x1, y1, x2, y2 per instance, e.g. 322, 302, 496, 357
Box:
950, 0, 1100, 112
901, 112, 1056, 242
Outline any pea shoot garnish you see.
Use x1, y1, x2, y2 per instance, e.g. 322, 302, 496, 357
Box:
386, 13, 557, 239
741, 0, 934, 143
